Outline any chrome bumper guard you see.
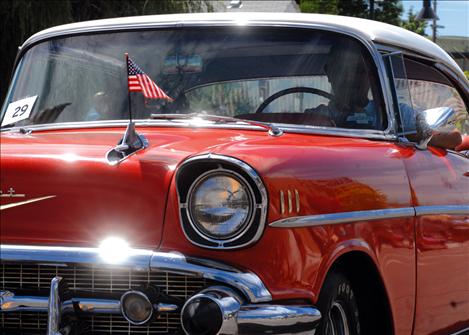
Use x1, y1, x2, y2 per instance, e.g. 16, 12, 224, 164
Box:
0, 244, 321, 334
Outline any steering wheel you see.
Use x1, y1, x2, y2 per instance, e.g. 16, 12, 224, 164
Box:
255, 87, 334, 113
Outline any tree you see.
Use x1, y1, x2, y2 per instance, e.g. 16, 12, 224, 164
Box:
299, 0, 403, 25
374, 0, 403, 26
401, 7, 428, 36
0, 1, 73, 102
337, 0, 368, 19
300, 0, 338, 14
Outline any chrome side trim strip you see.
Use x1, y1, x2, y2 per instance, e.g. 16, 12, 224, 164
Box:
270, 205, 469, 228
415, 205, 469, 216
0, 244, 272, 303
450, 327, 469, 335
269, 208, 415, 228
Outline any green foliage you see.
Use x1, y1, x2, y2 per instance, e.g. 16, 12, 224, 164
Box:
401, 7, 427, 36
0, 0, 211, 102
300, 0, 338, 14
373, 0, 403, 26
465, 71, 469, 81
0, 1, 73, 101
299, 0, 403, 24
337, 0, 368, 19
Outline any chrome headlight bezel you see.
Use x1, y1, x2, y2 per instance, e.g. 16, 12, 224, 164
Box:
176, 155, 268, 250
186, 170, 256, 243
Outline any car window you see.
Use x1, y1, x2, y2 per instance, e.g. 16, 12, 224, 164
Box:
1, 27, 385, 130
399, 58, 469, 135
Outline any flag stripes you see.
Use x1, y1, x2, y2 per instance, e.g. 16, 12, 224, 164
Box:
126, 54, 173, 101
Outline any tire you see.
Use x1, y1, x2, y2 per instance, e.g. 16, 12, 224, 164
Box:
317, 270, 361, 335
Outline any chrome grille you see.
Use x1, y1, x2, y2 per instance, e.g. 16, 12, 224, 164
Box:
0, 312, 181, 334
1, 263, 208, 334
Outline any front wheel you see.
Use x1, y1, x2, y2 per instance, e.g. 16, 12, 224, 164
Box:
317, 270, 361, 335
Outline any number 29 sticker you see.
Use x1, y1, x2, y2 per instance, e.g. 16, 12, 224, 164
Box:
2, 95, 38, 127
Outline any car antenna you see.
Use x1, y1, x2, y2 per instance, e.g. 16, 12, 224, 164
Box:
105, 53, 148, 166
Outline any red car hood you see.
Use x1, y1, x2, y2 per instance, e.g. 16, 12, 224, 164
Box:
0, 126, 263, 248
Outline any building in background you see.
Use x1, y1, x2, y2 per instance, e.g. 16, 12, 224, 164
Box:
437, 36, 469, 72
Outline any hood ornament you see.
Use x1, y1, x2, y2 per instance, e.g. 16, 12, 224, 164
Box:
105, 122, 148, 166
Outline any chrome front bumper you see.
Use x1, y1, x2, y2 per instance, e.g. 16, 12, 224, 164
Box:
0, 244, 321, 335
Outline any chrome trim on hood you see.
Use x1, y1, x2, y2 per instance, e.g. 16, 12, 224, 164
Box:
0, 244, 272, 303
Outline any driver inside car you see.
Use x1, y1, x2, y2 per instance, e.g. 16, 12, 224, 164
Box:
307, 42, 377, 129
310, 43, 462, 149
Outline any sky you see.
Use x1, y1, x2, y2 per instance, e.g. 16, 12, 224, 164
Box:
400, 0, 469, 37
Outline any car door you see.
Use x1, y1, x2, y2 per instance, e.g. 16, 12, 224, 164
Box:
390, 56, 469, 335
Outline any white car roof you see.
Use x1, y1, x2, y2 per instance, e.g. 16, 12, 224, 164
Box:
23, 12, 464, 77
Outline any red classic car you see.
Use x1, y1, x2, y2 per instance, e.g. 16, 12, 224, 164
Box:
1, 13, 468, 335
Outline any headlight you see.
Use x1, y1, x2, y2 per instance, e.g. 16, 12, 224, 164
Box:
188, 171, 254, 241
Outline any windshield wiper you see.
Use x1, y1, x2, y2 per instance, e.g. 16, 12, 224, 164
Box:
150, 113, 283, 136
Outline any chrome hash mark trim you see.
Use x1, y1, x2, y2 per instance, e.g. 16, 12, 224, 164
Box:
269, 208, 415, 228
0, 195, 56, 211
0, 244, 272, 303
280, 190, 285, 215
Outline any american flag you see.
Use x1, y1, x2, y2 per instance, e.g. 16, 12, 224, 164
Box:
126, 54, 173, 101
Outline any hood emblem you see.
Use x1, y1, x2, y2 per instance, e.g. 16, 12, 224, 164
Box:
1, 187, 25, 198
0, 188, 55, 211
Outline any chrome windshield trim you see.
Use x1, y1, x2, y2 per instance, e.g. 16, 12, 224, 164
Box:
0, 244, 272, 303
269, 208, 415, 228
415, 205, 469, 216
0, 119, 265, 133
5, 21, 396, 140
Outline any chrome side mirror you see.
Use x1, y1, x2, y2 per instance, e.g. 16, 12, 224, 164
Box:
415, 107, 457, 150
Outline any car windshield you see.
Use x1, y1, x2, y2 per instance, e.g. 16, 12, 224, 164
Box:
1, 27, 385, 130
